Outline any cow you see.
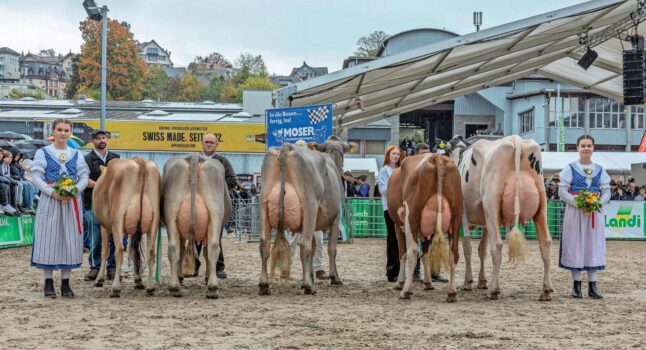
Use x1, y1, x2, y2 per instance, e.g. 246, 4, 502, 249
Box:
387, 153, 462, 301
162, 153, 231, 299
446, 135, 553, 301
258, 136, 356, 296
93, 157, 161, 297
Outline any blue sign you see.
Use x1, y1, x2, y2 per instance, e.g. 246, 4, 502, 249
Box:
266, 104, 333, 149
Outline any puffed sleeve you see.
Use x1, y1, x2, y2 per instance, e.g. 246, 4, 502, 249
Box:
558, 165, 576, 207
30, 148, 54, 196
75, 150, 90, 192
599, 167, 611, 205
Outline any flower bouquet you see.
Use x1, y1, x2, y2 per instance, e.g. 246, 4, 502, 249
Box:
52, 176, 79, 198
574, 189, 601, 216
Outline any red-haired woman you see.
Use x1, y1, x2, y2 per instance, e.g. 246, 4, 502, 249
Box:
377, 145, 401, 282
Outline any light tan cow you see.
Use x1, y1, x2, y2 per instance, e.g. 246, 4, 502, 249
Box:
162, 153, 231, 299
447, 135, 553, 301
93, 157, 161, 297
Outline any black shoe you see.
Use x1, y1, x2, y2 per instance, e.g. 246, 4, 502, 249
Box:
588, 281, 603, 299
431, 273, 449, 283
84, 270, 98, 281
571, 280, 582, 298
61, 279, 75, 298
44, 278, 56, 298
216, 270, 227, 279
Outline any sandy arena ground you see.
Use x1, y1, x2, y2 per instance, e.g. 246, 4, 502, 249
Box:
1, 237, 646, 349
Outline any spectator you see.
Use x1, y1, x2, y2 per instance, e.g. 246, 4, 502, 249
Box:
0, 150, 23, 215
635, 186, 645, 201
343, 171, 356, 197
356, 175, 370, 197
10, 152, 35, 214
415, 143, 430, 154
611, 186, 628, 200
625, 177, 638, 200
378, 145, 401, 282
610, 180, 618, 198
250, 184, 258, 196
546, 181, 560, 201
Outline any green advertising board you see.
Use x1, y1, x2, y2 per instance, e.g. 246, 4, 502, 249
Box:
0, 215, 23, 247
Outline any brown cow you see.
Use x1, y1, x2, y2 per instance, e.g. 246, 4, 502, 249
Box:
259, 136, 356, 295
93, 157, 161, 297
387, 154, 462, 302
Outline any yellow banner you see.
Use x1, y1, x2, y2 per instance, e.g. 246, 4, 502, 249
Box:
39, 120, 266, 153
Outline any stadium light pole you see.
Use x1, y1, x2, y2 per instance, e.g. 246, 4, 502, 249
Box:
83, 0, 109, 130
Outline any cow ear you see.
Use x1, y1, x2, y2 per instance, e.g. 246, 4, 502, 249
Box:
308, 142, 320, 151
343, 142, 358, 154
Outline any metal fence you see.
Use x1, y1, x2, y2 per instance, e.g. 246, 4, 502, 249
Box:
229, 197, 567, 242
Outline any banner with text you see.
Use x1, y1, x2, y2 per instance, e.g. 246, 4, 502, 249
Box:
34, 120, 266, 153
603, 201, 645, 239
265, 104, 333, 149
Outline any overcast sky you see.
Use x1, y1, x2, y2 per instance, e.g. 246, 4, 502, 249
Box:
1, 0, 586, 75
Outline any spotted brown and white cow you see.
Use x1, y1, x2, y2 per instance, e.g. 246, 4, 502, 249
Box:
447, 135, 553, 301
387, 153, 462, 302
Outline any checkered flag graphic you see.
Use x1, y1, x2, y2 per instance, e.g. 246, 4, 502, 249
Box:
307, 105, 329, 124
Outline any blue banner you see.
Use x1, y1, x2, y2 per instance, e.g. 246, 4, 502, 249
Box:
265, 104, 333, 149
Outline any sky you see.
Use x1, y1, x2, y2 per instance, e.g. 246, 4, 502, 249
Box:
0, 0, 586, 75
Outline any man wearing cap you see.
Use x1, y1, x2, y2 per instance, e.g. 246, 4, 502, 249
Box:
192, 133, 237, 279
625, 177, 638, 200
83, 130, 120, 281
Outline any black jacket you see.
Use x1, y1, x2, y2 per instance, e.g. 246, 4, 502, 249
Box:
344, 180, 356, 197
83, 149, 120, 210
204, 152, 237, 191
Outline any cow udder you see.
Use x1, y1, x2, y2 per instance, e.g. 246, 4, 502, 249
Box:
267, 182, 302, 232
501, 173, 540, 226
419, 195, 452, 238
177, 194, 210, 242
124, 195, 153, 235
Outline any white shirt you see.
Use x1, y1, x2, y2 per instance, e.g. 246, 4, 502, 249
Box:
377, 164, 395, 211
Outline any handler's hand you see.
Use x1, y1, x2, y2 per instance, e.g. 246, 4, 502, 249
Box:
51, 192, 70, 204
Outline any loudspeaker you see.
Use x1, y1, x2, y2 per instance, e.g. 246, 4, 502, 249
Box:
623, 49, 646, 105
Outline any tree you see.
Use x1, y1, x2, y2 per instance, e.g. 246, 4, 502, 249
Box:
39, 48, 56, 56
65, 55, 81, 98
142, 64, 170, 101
219, 81, 238, 103
354, 30, 388, 57
194, 52, 231, 67
77, 18, 147, 101
233, 53, 268, 83
235, 76, 278, 102
163, 73, 208, 102
199, 77, 225, 101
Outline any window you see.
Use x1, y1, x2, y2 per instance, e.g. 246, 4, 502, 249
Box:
519, 108, 534, 134
588, 97, 626, 129
146, 48, 158, 55
548, 96, 585, 128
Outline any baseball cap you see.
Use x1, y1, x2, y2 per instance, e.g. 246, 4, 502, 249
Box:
91, 129, 108, 138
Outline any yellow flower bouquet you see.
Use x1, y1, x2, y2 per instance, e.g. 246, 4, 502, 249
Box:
53, 176, 79, 198
574, 189, 601, 216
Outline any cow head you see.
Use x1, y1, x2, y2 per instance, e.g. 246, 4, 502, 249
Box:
446, 135, 470, 164
310, 136, 358, 175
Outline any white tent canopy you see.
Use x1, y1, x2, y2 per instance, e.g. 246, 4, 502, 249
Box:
275, 0, 646, 129
343, 157, 379, 175
541, 151, 646, 173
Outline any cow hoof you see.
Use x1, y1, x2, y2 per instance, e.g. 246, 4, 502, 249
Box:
487, 290, 500, 300
303, 285, 316, 295
393, 282, 404, 290
399, 291, 413, 300
258, 283, 271, 296
134, 279, 145, 290
94, 279, 104, 288
446, 293, 458, 303
424, 282, 435, 290
110, 289, 121, 298
169, 286, 182, 297
330, 275, 343, 285
477, 282, 488, 290
461, 283, 473, 291
204, 278, 209, 285
146, 287, 155, 296
178, 277, 184, 286
539, 289, 553, 301
206, 286, 219, 299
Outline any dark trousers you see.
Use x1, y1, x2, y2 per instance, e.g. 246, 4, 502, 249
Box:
195, 231, 225, 272
384, 210, 399, 279
0, 183, 9, 206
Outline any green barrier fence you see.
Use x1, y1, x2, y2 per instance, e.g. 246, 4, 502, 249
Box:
0, 214, 35, 249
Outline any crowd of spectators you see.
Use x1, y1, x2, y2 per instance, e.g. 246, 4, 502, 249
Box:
546, 176, 645, 201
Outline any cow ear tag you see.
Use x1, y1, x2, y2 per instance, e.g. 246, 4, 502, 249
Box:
99, 165, 107, 176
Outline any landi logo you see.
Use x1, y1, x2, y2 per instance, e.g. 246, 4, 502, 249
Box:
0, 217, 8, 226
604, 204, 642, 231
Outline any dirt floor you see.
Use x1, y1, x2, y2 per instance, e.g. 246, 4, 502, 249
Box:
1, 237, 646, 349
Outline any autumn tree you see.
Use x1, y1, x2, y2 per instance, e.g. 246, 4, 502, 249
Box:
65, 55, 81, 98
199, 77, 225, 101
77, 18, 147, 101
354, 30, 388, 57
235, 76, 277, 102
142, 64, 170, 101
39, 48, 56, 56
233, 53, 268, 84
194, 52, 231, 67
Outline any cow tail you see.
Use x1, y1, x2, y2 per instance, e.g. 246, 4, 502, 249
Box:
131, 157, 147, 275
270, 143, 291, 280
508, 135, 527, 264
182, 153, 199, 276
429, 162, 450, 273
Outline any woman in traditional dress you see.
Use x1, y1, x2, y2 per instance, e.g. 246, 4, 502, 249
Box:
378, 145, 401, 282
558, 135, 610, 299
30, 119, 89, 298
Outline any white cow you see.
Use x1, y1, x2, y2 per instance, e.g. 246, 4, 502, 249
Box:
446, 135, 553, 301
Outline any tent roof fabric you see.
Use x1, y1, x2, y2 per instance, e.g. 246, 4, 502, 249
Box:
541, 151, 646, 174
276, 0, 646, 129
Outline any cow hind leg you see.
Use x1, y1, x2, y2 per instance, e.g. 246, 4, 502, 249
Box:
110, 223, 125, 298
328, 218, 342, 285
422, 242, 434, 290
299, 231, 315, 295
461, 212, 474, 290
94, 226, 110, 288
206, 221, 222, 299
132, 233, 145, 291
393, 222, 406, 291
400, 203, 418, 299
166, 219, 182, 297
146, 228, 157, 295
477, 228, 489, 289
258, 206, 272, 295
534, 205, 553, 301
486, 220, 503, 300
